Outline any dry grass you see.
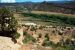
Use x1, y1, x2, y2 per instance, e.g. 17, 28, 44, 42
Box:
31, 11, 75, 17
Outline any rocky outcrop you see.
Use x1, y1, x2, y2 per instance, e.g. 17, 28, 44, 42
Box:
0, 36, 21, 50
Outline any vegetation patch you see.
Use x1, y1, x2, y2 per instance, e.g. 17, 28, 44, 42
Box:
22, 13, 75, 26
14, 32, 20, 39
23, 32, 36, 44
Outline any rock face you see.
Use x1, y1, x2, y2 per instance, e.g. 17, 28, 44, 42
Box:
0, 36, 21, 50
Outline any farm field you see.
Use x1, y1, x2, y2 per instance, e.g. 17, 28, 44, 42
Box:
18, 11, 75, 27
31, 11, 75, 17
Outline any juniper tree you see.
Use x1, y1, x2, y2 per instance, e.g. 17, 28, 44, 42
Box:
0, 7, 17, 37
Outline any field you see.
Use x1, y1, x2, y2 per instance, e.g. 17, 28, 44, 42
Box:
31, 11, 75, 17
18, 11, 75, 27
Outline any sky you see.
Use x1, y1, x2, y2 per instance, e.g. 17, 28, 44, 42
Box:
0, 0, 74, 3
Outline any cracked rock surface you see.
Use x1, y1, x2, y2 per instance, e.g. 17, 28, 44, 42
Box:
0, 36, 21, 50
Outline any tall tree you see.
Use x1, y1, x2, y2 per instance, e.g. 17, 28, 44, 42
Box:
0, 7, 17, 37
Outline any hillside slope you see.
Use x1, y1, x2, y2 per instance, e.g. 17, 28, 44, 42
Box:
0, 1, 75, 14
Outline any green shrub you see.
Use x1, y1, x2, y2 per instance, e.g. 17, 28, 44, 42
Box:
14, 33, 20, 39
23, 32, 36, 44
23, 32, 28, 36
56, 47, 70, 50
30, 27, 36, 31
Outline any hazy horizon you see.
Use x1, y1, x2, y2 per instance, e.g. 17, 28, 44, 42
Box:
0, 0, 74, 3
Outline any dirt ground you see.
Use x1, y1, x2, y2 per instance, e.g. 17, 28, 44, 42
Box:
19, 44, 53, 50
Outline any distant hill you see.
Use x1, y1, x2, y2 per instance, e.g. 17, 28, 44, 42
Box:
0, 1, 75, 14
31, 1, 75, 14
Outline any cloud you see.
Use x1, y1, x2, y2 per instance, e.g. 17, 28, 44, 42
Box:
1, 0, 15, 3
